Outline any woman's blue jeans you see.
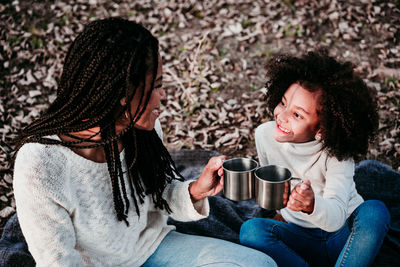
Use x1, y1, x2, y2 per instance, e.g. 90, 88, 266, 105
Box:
142, 230, 277, 266
239, 200, 390, 267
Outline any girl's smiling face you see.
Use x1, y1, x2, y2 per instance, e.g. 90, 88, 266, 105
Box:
273, 83, 322, 143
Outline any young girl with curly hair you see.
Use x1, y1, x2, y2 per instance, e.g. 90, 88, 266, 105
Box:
239, 51, 390, 266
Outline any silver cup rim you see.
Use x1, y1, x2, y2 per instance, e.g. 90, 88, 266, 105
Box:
254, 164, 292, 183
222, 158, 259, 174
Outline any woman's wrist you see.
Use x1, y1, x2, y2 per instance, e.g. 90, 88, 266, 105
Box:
189, 181, 203, 203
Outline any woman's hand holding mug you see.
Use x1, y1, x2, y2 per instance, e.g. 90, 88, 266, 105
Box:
189, 155, 227, 202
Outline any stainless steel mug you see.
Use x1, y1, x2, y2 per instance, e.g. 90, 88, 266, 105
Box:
222, 158, 259, 201
255, 165, 301, 210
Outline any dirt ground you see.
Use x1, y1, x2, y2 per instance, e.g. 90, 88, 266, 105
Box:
0, 0, 399, 233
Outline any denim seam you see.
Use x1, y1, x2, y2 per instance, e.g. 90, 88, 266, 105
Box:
337, 215, 358, 266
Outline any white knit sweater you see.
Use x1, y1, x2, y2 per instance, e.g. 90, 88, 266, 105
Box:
255, 121, 363, 232
13, 121, 209, 266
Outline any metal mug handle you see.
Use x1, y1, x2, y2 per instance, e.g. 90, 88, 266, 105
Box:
283, 177, 303, 207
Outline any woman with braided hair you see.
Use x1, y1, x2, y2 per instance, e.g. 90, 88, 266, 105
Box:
12, 18, 276, 266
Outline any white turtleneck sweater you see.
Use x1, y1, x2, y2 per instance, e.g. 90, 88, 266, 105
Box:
255, 121, 363, 232
13, 121, 209, 267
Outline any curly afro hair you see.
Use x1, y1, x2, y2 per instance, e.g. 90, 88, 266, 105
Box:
264, 50, 379, 161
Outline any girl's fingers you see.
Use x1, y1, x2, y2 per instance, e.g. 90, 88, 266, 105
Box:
289, 191, 313, 210
295, 182, 310, 194
287, 198, 303, 211
291, 189, 311, 202
290, 191, 306, 203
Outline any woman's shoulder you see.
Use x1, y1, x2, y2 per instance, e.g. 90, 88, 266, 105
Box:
14, 142, 76, 212
14, 141, 71, 185
154, 118, 163, 139
17, 140, 68, 165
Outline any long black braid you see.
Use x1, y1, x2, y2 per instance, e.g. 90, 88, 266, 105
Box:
14, 17, 184, 225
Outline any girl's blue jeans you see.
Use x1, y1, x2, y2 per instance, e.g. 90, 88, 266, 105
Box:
240, 200, 390, 267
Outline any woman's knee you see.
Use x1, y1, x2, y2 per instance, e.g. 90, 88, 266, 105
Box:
243, 247, 277, 267
222, 244, 277, 267
202, 237, 277, 266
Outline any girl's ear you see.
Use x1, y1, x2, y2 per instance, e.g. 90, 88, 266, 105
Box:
315, 129, 322, 141
120, 97, 126, 106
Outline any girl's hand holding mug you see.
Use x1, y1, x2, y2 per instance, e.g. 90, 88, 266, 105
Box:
287, 180, 315, 214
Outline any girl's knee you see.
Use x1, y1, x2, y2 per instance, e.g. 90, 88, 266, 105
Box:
353, 200, 391, 241
239, 218, 279, 251
361, 200, 391, 224
240, 218, 264, 244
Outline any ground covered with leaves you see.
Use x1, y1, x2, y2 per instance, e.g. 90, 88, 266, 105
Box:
0, 0, 399, 233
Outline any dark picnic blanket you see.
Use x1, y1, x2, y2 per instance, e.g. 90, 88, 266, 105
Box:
1, 149, 399, 267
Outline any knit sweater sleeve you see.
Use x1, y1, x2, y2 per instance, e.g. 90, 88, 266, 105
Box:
161, 180, 209, 221
13, 143, 83, 267
304, 157, 355, 232
154, 119, 210, 221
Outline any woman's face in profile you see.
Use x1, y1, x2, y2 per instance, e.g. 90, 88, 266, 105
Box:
126, 54, 166, 131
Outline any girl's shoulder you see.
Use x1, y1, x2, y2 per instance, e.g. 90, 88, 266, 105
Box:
325, 154, 355, 178
325, 154, 355, 167
255, 121, 275, 137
